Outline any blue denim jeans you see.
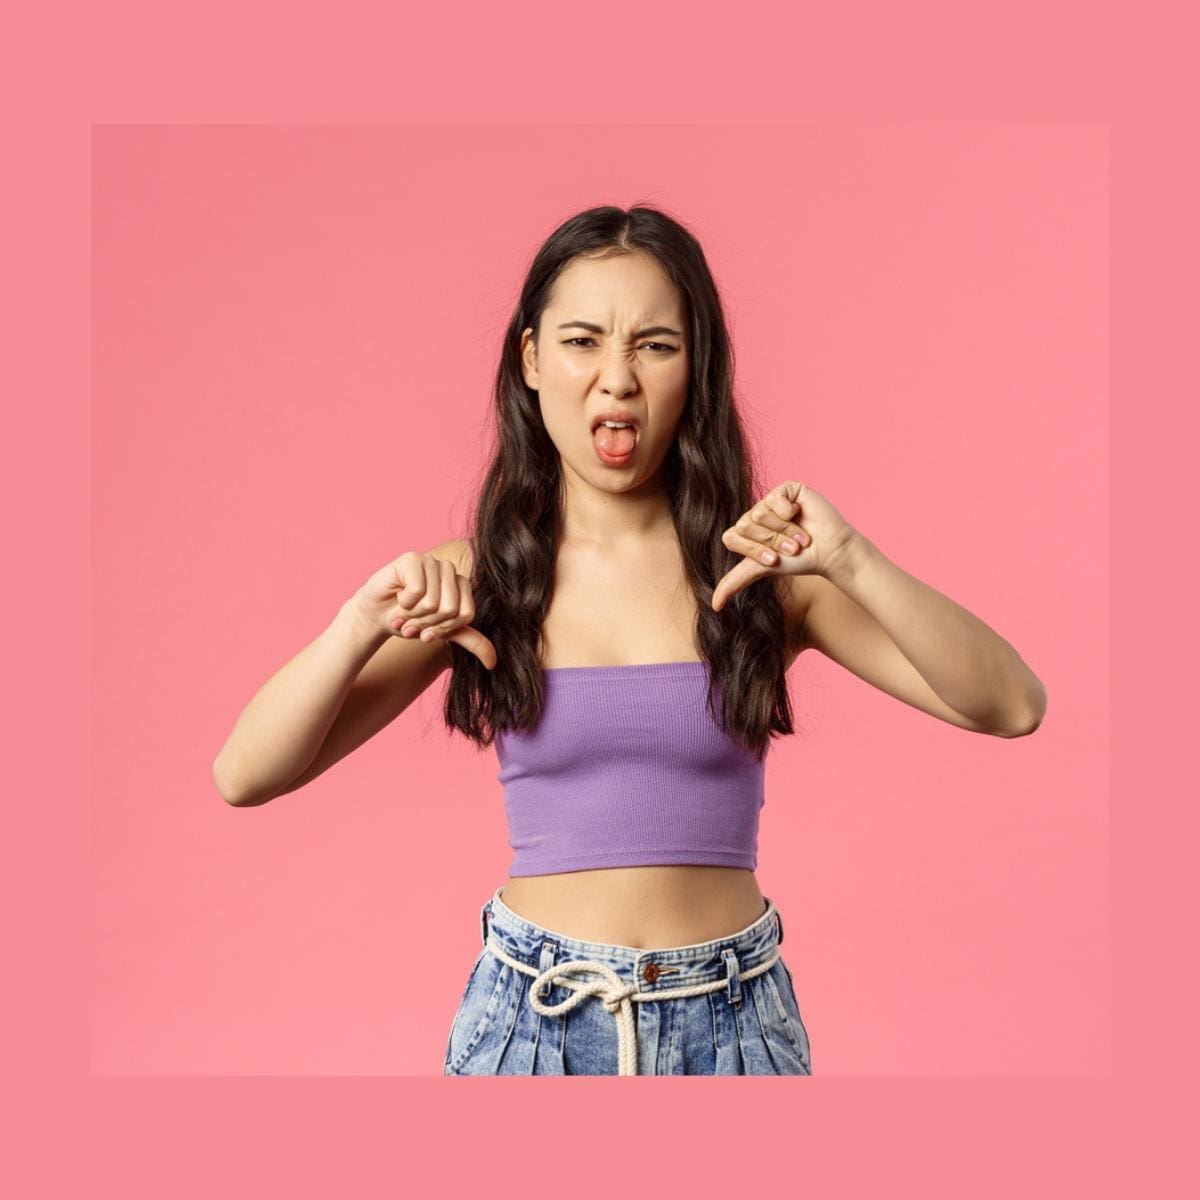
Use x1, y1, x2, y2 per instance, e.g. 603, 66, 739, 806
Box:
443, 886, 813, 1076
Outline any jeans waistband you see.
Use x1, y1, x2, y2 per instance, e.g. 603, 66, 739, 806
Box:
477, 886, 785, 1076
480, 886, 782, 988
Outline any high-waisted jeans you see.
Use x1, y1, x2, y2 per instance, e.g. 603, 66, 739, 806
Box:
443, 886, 813, 1076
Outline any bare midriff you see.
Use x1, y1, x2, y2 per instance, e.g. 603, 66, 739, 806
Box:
498, 865, 768, 950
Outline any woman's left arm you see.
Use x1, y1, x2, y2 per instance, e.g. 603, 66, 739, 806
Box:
820, 533, 1047, 736
712, 479, 1048, 738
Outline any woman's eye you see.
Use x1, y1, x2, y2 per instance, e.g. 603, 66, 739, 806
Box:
564, 337, 676, 353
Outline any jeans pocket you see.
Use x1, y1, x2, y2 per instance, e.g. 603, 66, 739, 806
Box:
444, 950, 512, 1075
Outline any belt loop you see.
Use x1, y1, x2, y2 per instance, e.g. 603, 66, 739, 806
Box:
721, 947, 743, 1008
479, 901, 491, 948
776, 908, 785, 946
536, 941, 558, 999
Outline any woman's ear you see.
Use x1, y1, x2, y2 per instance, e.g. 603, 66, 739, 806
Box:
520, 327, 539, 391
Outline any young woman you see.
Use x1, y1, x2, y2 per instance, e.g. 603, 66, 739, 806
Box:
213, 204, 1047, 1076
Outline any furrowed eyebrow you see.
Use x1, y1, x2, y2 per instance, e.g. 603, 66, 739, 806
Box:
557, 320, 683, 339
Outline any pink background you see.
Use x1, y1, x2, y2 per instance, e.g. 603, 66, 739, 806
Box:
92, 125, 1105, 1076
12, 0, 1188, 1193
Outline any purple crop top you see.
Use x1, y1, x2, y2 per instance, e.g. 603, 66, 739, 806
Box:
494, 661, 766, 877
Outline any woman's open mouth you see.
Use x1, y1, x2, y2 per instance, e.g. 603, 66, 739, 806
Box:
591, 417, 640, 467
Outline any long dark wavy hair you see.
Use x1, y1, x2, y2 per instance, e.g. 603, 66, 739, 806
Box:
444, 204, 798, 760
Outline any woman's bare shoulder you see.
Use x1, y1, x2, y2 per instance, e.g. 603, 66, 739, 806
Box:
781, 573, 818, 669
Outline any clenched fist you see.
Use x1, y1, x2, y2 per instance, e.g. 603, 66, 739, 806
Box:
711, 480, 861, 613
352, 550, 497, 670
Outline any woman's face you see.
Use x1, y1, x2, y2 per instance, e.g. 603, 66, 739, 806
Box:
520, 250, 690, 490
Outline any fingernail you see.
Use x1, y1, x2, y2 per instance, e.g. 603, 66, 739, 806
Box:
781, 539, 799, 554
421, 628, 437, 641
762, 550, 776, 564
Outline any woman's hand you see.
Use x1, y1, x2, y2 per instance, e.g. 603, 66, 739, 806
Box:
711, 480, 860, 613
352, 551, 497, 670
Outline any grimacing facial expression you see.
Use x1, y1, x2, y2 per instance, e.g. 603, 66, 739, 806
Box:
520, 251, 690, 487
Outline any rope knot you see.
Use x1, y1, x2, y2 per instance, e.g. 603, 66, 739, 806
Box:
601, 982, 639, 1012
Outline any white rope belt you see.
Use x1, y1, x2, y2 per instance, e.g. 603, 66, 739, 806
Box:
485, 934, 780, 1076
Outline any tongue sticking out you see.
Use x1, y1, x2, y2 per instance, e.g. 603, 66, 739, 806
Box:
594, 424, 637, 456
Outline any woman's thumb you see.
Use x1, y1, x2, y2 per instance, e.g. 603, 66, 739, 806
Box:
448, 625, 498, 671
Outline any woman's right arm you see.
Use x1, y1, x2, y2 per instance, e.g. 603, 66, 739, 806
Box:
212, 539, 484, 807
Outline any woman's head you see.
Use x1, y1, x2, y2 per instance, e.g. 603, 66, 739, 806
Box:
446, 204, 798, 758
500, 206, 738, 506
519, 247, 690, 496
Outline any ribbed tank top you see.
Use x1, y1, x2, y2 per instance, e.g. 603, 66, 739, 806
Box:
494, 661, 766, 877
463, 538, 766, 877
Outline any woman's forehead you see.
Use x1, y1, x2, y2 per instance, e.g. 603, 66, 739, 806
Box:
552, 253, 681, 311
